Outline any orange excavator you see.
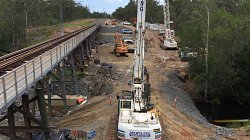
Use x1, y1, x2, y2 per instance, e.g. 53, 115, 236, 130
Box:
114, 33, 128, 57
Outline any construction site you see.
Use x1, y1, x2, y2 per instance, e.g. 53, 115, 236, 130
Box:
0, 0, 249, 140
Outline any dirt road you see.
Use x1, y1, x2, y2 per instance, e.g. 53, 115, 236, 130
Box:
56, 23, 134, 139
56, 23, 249, 140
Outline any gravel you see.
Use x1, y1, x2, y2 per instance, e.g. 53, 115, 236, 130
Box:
159, 70, 240, 139
160, 70, 212, 128
95, 25, 134, 46
100, 25, 133, 34
208, 127, 236, 140
76, 64, 125, 97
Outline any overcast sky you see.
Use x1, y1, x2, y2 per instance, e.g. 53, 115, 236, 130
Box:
75, 0, 165, 14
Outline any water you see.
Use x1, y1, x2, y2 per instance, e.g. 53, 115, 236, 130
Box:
195, 100, 250, 121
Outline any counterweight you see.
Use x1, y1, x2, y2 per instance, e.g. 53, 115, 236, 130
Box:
117, 0, 162, 139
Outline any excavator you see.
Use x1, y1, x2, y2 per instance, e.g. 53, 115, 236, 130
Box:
114, 33, 128, 57
117, 0, 162, 139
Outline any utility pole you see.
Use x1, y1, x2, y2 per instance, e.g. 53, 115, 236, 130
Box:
60, 0, 64, 35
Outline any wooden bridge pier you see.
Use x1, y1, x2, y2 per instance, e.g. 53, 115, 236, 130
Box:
0, 87, 51, 140
0, 22, 101, 139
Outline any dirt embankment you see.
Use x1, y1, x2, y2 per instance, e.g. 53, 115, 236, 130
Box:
56, 21, 249, 140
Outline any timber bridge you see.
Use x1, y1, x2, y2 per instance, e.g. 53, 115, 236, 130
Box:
0, 20, 102, 139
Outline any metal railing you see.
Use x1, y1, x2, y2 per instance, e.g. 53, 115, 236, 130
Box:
0, 22, 101, 114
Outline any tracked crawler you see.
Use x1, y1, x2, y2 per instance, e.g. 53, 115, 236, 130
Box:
117, 0, 162, 139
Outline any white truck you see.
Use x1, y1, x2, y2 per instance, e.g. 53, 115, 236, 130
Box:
123, 37, 135, 53
117, 0, 162, 139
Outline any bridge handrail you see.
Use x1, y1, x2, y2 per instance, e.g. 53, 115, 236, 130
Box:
0, 21, 101, 114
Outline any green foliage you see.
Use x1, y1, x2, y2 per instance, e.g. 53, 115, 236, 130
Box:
112, 0, 250, 103
112, 0, 137, 22
112, 0, 164, 23
64, 20, 95, 28
226, 122, 243, 128
20, 25, 57, 48
247, 122, 250, 133
180, 0, 250, 103
91, 12, 111, 19
0, 0, 110, 54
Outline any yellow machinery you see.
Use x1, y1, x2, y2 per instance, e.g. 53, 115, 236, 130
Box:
112, 19, 117, 25
114, 33, 128, 57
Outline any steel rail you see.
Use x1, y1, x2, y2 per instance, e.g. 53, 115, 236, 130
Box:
0, 23, 96, 73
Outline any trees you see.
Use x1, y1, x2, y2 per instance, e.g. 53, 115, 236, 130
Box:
112, 0, 163, 23
112, 0, 137, 22
0, 0, 91, 52
178, 0, 250, 103
112, 0, 250, 103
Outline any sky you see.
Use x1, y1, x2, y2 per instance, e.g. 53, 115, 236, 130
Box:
75, 0, 130, 14
75, 0, 165, 14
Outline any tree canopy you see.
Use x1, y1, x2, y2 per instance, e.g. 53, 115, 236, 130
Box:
112, 0, 250, 104
0, 0, 109, 54
112, 0, 164, 23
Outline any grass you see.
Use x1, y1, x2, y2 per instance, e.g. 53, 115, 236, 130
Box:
226, 122, 245, 128
20, 18, 96, 49
226, 121, 250, 134
21, 25, 60, 48
64, 19, 96, 28
0, 51, 8, 56
245, 122, 250, 133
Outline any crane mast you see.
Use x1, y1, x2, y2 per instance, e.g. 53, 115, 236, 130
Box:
133, 0, 146, 112
163, 0, 171, 40
163, 0, 177, 49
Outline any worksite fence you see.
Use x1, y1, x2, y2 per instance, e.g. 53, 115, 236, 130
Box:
0, 23, 101, 114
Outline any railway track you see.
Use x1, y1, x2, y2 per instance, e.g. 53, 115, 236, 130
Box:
0, 22, 98, 75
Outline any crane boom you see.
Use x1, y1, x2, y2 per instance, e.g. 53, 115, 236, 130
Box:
117, 0, 162, 139
133, 0, 146, 82
132, 0, 147, 112
163, 0, 178, 49
163, 0, 171, 40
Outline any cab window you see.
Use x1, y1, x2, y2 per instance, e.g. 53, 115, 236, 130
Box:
122, 101, 131, 109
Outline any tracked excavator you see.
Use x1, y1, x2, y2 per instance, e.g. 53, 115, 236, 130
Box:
114, 33, 128, 57
117, 0, 162, 139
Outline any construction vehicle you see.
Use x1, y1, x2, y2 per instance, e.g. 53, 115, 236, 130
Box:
114, 33, 128, 57
112, 19, 117, 25
162, 0, 178, 49
123, 37, 135, 53
117, 0, 162, 139
121, 21, 131, 25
